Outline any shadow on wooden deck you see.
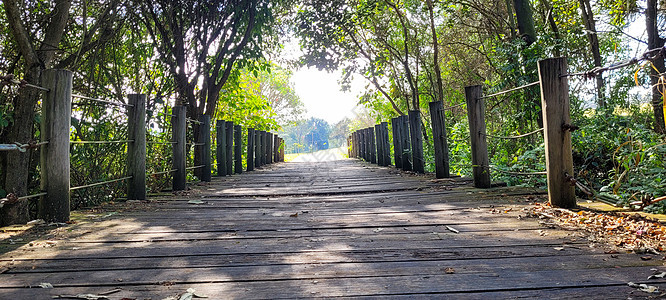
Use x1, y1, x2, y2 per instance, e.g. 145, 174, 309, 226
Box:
1, 159, 664, 299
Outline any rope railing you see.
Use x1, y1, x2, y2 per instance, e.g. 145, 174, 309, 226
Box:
480, 128, 544, 140
147, 169, 178, 176
0, 141, 48, 152
561, 46, 666, 78
147, 141, 178, 145
480, 81, 540, 100
70, 176, 132, 191
443, 102, 466, 110
185, 165, 205, 170
0, 192, 48, 209
70, 140, 134, 145
0, 74, 50, 92
186, 118, 202, 124
72, 94, 133, 108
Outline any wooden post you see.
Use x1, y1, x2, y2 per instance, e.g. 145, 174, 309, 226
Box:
381, 122, 391, 166
409, 110, 424, 173
255, 130, 262, 167
539, 57, 576, 208
225, 121, 233, 175
268, 133, 274, 164
234, 124, 242, 174
127, 94, 146, 200
361, 129, 368, 161
171, 106, 187, 191
261, 131, 267, 165
247, 128, 255, 171
199, 115, 212, 182
400, 115, 412, 171
465, 85, 491, 188
429, 101, 451, 178
216, 120, 226, 176
391, 118, 402, 168
40, 69, 72, 222
375, 124, 384, 166
274, 135, 279, 163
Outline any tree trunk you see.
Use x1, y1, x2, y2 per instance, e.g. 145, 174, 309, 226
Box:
1, 0, 71, 226
426, 0, 444, 104
513, 0, 537, 45
578, 0, 605, 107
647, 0, 665, 133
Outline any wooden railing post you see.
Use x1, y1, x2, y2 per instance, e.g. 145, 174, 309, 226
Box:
216, 120, 226, 176
429, 101, 450, 178
255, 130, 262, 168
247, 128, 255, 171
261, 131, 267, 165
465, 85, 491, 188
274, 135, 279, 163
400, 115, 412, 171
391, 118, 402, 168
369, 126, 377, 164
234, 124, 242, 174
375, 124, 384, 166
381, 122, 391, 166
408, 110, 424, 173
363, 128, 369, 161
268, 133, 274, 164
199, 115, 212, 182
539, 57, 576, 208
225, 121, 234, 175
172, 106, 187, 191
280, 138, 285, 162
127, 94, 146, 200
40, 69, 72, 222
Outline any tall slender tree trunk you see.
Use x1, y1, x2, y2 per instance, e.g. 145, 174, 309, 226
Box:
647, 0, 665, 133
578, 0, 605, 107
426, 0, 444, 103
513, 0, 537, 45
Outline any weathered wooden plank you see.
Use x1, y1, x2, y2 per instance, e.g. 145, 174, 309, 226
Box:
171, 106, 187, 190
40, 69, 72, 222
126, 94, 146, 200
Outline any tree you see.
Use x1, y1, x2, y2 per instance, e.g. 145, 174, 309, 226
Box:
1, 0, 71, 225
578, 0, 605, 106
646, 0, 665, 133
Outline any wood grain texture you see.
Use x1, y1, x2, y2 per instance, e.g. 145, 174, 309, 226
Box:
2, 159, 660, 299
127, 94, 146, 200
39, 69, 72, 222
465, 85, 491, 188
171, 106, 187, 191
538, 58, 576, 208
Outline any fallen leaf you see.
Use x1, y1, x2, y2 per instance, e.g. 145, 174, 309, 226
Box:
289, 213, 298, 218
553, 247, 565, 251
373, 228, 384, 233
648, 272, 666, 280
641, 256, 653, 261
187, 200, 205, 205
628, 282, 660, 294
444, 267, 455, 274
39, 283, 53, 288
445, 226, 459, 234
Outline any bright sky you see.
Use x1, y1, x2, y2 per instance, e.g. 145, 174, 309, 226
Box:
291, 67, 365, 125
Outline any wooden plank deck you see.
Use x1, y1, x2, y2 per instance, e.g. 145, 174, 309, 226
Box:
1, 159, 664, 299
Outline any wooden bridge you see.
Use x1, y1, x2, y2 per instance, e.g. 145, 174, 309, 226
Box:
1, 157, 662, 299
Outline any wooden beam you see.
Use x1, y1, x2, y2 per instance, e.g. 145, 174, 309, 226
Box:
171, 106, 187, 191
39, 69, 72, 222
216, 120, 226, 176
465, 85, 491, 188
127, 94, 146, 200
538, 57, 576, 208
429, 101, 450, 178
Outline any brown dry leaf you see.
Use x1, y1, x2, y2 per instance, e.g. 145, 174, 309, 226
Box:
289, 213, 298, 218
444, 267, 455, 274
